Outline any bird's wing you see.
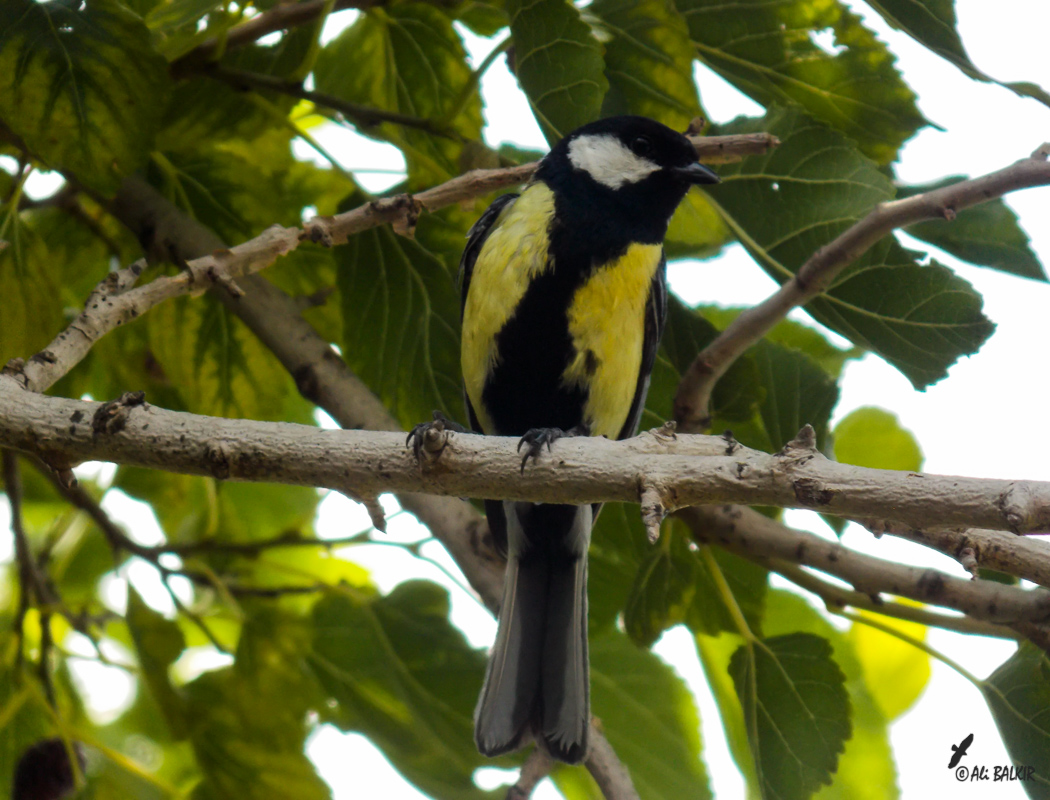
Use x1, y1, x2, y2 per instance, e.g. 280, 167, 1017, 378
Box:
615, 252, 668, 441
459, 192, 520, 314
459, 193, 520, 558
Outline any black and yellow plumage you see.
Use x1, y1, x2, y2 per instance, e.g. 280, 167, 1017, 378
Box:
461, 116, 719, 763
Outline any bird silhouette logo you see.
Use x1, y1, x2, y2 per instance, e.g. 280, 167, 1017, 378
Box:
949, 734, 974, 769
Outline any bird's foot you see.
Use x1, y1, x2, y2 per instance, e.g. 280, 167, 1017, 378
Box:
406, 410, 468, 462
517, 424, 589, 474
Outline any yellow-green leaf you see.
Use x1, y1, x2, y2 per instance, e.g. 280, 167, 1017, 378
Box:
833, 407, 923, 472
848, 611, 930, 721
0, 0, 170, 195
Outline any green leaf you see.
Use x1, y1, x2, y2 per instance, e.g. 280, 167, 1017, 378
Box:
186, 608, 330, 800
159, 28, 315, 147
587, 502, 652, 632
665, 190, 733, 261
654, 296, 764, 427
701, 307, 862, 380
847, 611, 929, 722
145, 0, 223, 38
127, 588, 189, 739
695, 633, 761, 795
314, 4, 482, 187
865, 0, 1050, 110
553, 629, 711, 800
0, 0, 170, 196
309, 581, 497, 800
752, 340, 839, 453
897, 177, 1046, 281
677, 0, 924, 164
624, 523, 766, 646
0, 227, 64, 368
764, 591, 899, 800
337, 210, 463, 430
148, 294, 304, 421
982, 643, 1050, 796
833, 407, 923, 472
591, 0, 700, 130
508, 0, 608, 144
453, 0, 508, 37
712, 107, 994, 390
730, 632, 852, 800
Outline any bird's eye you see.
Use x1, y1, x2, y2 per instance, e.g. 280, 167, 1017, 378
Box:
630, 136, 652, 157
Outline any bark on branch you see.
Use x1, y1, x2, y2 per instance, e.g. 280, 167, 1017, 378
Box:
673, 145, 1050, 431
4, 384, 1050, 628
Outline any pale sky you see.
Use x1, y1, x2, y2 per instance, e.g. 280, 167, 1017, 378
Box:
3, 0, 1049, 797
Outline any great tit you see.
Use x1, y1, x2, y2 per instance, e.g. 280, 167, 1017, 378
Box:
461, 115, 720, 763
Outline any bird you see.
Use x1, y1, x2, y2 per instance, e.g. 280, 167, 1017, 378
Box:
459, 115, 719, 763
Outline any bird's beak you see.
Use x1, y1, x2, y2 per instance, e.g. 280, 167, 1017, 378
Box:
674, 162, 720, 185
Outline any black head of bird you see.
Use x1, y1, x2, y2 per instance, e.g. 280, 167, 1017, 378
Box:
536, 115, 720, 247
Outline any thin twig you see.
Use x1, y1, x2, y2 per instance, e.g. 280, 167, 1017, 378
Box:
506, 747, 553, 799
3, 451, 57, 704
585, 729, 641, 800
206, 65, 460, 139
170, 0, 383, 77
673, 145, 1050, 431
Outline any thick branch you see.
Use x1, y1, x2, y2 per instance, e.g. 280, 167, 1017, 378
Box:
5, 389, 1050, 585
674, 145, 1050, 431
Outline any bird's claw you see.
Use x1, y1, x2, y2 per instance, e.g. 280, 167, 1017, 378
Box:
517, 424, 588, 474
406, 411, 466, 462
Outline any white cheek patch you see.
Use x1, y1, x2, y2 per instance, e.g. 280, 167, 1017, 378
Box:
567, 134, 660, 189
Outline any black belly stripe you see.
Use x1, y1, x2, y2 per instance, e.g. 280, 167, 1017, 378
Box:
478, 185, 662, 438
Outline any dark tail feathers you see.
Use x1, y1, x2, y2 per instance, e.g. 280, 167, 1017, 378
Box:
474, 502, 591, 763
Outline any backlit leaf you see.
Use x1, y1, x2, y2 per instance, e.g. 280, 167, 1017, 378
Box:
337, 209, 463, 430
309, 581, 497, 799
592, 0, 701, 131
833, 407, 923, 473
314, 4, 482, 187
0, 0, 170, 195
848, 611, 929, 722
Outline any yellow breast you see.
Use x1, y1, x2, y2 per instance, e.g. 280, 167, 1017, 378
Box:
562, 243, 663, 439
461, 183, 557, 432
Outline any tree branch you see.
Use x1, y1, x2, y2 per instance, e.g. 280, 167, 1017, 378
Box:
673, 144, 1050, 431
3, 451, 57, 705
859, 520, 1050, 587
680, 504, 1050, 632
506, 748, 553, 799
205, 65, 460, 138
303, 132, 780, 246
170, 0, 383, 78
767, 558, 1019, 639
4, 389, 1050, 625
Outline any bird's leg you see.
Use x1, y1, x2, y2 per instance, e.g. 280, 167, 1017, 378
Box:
406, 410, 470, 461
517, 423, 590, 474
